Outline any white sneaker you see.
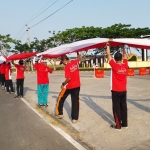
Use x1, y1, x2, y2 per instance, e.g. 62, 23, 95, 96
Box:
72, 120, 78, 124
110, 125, 121, 131
56, 115, 64, 119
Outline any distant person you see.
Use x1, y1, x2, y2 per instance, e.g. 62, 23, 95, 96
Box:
5, 62, 14, 93
33, 57, 53, 107
0, 61, 6, 89
106, 43, 128, 131
12, 60, 26, 98
55, 52, 81, 124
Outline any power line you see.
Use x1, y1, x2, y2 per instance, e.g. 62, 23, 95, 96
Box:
15, 0, 53, 41
28, 0, 59, 24
15, 25, 26, 40
27, 0, 53, 23
30, 0, 73, 29
18, 31, 26, 40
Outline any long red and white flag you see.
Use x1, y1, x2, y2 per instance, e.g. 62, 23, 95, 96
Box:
0, 56, 6, 64
37, 38, 108, 58
6, 52, 37, 62
37, 38, 150, 58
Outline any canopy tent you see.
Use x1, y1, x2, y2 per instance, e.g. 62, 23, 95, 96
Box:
37, 38, 150, 58
0, 56, 6, 64
6, 52, 37, 62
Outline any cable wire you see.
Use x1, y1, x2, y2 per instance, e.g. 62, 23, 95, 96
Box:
15, 25, 26, 40
30, 0, 73, 29
28, 0, 59, 24
18, 31, 26, 40
15, 0, 53, 41
27, 0, 53, 23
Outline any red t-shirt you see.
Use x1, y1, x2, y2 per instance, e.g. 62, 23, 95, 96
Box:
15, 64, 26, 79
5, 64, 12, 80
65, 60, 80, 89
0, 64, 6, 74
34, 62, 53, 84
109, 59, 128, 91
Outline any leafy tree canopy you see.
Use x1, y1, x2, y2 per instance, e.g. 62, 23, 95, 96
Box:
2, 23, 150, 55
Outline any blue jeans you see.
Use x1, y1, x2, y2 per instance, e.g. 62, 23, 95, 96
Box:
37, 84, 49, 105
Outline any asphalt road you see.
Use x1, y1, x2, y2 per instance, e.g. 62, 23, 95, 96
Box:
0, 88, 78, 150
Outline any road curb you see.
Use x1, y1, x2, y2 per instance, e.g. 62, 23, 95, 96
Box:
40, 106, 79, 134
22, 97, 93, 150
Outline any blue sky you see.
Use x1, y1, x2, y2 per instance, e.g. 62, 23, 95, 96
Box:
1, 0, 150, 55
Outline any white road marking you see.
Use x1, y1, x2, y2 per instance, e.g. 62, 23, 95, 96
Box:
21, 98, 86, 150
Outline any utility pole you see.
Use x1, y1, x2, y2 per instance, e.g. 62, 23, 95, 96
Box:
26, 24, 31, 48
26, 24, 33, 71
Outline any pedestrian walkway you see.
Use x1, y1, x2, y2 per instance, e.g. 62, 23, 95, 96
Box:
12, 72, 150, 150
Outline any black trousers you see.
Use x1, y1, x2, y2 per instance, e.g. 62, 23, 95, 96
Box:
0, 74, 2, 84
111, 91, 127, 129
1, 74, 5, 86
16, 79, 24, 96
56, 87, 80, 120
6, 80, 14, 92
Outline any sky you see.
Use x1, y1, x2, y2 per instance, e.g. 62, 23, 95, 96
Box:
1, 0, 150, 55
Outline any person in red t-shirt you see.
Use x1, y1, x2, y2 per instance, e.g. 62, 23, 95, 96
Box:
55, 52, 81, 124
33, 57, 53, 107
106, 42, 128, 130
5, 62, 14, 93
1, 61, 6, 89
12, 60, 26, 98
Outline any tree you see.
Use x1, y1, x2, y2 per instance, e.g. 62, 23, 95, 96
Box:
4, 23, 150, 68
0, 34, 15, 56
48, 24, 150, 61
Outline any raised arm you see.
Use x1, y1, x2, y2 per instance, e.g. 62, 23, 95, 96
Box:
77, 52, 81, 61
106, 42, 112, 61
122, 44, 127, 59
11, 60, 15, 65
33, 57, 36, 64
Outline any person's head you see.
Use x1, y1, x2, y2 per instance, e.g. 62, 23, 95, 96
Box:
114, 52, 122, 62
60, 55, 69, 65
19, 59, 24, 65
7, 62, 11, 65
35, 58, 39, 63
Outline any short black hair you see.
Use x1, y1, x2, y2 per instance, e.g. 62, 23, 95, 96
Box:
60, 55, 69, 64
19, 59, 24, 65
114, 52, 122, 61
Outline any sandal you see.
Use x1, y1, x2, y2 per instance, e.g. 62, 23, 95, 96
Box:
43, 104, 48, 107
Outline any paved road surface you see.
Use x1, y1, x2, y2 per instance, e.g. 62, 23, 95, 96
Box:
4, 71, 150, 150
0, 89, 80, 150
